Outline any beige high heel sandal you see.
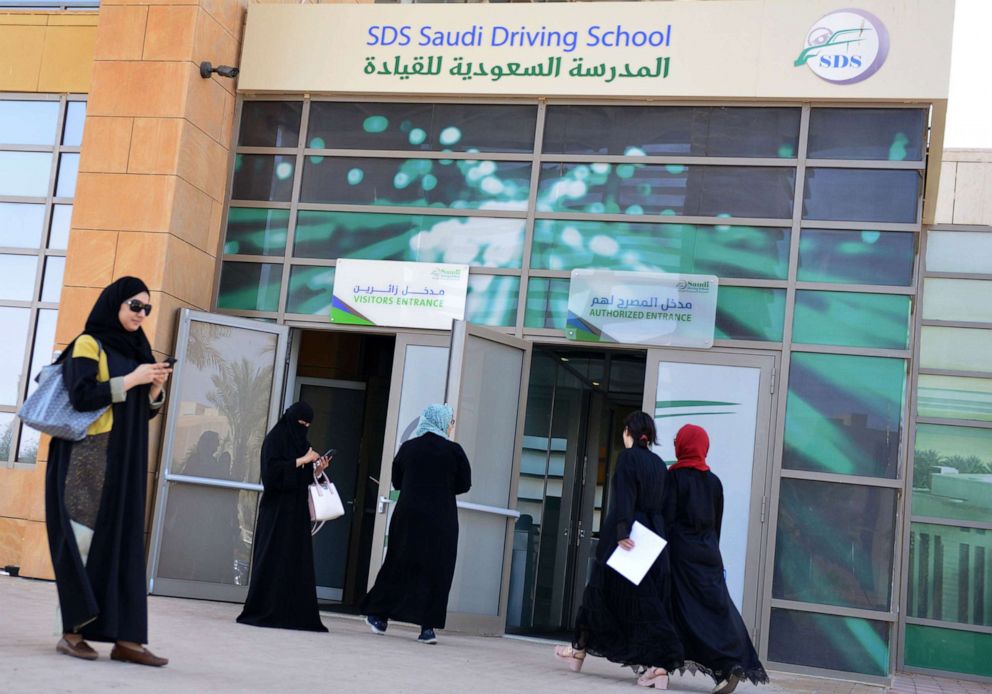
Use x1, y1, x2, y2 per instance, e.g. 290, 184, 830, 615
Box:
553, 645, 586, 672
637, 667, 669, 689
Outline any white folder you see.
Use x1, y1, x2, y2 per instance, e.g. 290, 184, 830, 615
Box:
606, 521, 667, 586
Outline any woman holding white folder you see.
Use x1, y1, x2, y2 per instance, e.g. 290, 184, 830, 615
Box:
554, 411, 684, 689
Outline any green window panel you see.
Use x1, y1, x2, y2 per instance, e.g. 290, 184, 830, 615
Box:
918, 374, 992, 423
921, 327, 992, 374
908, 523, 992, 626
802, 168, 920, 224
715, 287, 785, 342
300, 157, 531, 210
537, 163, 796, 219
238, 101, 302, 148
307, 102, 538, 153
768, 609, 889, 676
293, 211, 524, 268
466, 275, 518, 327
773, 478, 896, 612
231, 154, 295, 202
286, 266, 335, 316
926, 231, 992, 275
792, 291, 911, 350
524, 278, 569, 330
783, 352, 906, 478
542, 105, 801, 158
224, 208, 290, 257
530, 220, 789, 279
217, 262, 283, 313
923, 279, 992, 323
912, 425, 992, 524
807, 108, 927, 161
904, 624, 992, 678
797, 229, 915, 286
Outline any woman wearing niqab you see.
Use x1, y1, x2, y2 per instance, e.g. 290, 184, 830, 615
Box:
237, 401, 328, 632
667, 424, 769, 694
360, 404, 472, 644
45, 276, 172, 666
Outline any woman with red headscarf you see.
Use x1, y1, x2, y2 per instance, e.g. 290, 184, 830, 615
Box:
667, 424, 768, 694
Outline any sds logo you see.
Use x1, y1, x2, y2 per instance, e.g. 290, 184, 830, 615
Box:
793, 9, 889, 85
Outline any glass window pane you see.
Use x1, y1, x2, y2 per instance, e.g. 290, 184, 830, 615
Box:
48, 204, 72, 249
803, 169, 920, 224
537, 163, 795, 219
715, 287, 785, 341
0, 152, 53, 197
524, 278, 569, 330
223, 208, 289, 257
912, 426, 992, 524
908, 523, 992, 627
798, 229, 915, 286
0, 100, 59, 146
41, 256, 65, 303
0, 202, 45, 248
784, 352, 906, 478
774, 479, 896, 611
286, 265, 334, 315
307, 102, 538, 153
808, 109, 927, 161
217, 262, 283, 312
16, 422, 41, 464
55, 153, 80, 198
905, 624, 992, 678
230, 154, 295, 202
918, 374, 992, 423
543, 106, 801, 158
0, 254, 39, 301
466, 275, 518, 327
0, 411, 15, 461
294, 211, 524, 268
921, 327, 992, 374
531, 220, 790, 279
923, 279, 992, 323
238, 101, 302, 148
300, 157, 531, 211
25, 308, 56, 397
769, 609, 889, 676
0, 307, 31, 405
793, 291, 911, 349
62, 101, 86, 147
926, 231, 992, 274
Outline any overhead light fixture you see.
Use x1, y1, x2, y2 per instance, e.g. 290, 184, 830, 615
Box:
560, 357, 570, 362
199, 61, 240, 79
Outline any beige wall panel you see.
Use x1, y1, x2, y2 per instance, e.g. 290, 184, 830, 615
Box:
193, 8, 240, 96
207, 198, 225, 258
128, 117, 183, 175
103, 0, 197, 6
79, 116, 134, 174
0, 518, 27, 569
169, 173, 215, 247
38, 26, 97, 93
164, 236, 217, 306
178, 119, 229, 201
200, 0, 246, 43
74, 172, 177, 233
0, 469, 31, 519
93, 5, 147, 61
55, 285, 107, 345
143, 5, 197, 61
142, 289, 196, 352
0, 13, 48, 25
25, 462, 46, 522
0, 25, 45, 91
951, 162, 991, 226
113, 231, 168, 290
19, 522, 54, 579
47, 14, 99, 27
87, 60, 190, 118
184, 66, 234, 145
63, 229, 119, 288
933, 161, 956, 226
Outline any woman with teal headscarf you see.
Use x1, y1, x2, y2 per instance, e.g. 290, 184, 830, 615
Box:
360, 403, 471, 645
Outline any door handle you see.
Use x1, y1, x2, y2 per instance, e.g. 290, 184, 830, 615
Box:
377, 496, 392, 514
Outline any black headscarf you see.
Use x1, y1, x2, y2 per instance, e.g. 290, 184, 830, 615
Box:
262, 401, 314, 461
83, 276, 156, 364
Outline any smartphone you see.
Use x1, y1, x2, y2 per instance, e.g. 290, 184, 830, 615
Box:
164, 357, 178, 367
322, 448, 336, 459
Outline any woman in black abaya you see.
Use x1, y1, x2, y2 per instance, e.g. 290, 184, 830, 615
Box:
667, 424, 768, 694
360, 404, 471, 645
237, 402, 329, 632
45, 276, 173, 666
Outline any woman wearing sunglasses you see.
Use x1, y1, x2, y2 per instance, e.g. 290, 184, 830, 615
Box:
45, 277, 174, 666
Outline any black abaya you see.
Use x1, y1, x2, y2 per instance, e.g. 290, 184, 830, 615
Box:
667, 468, 768, 685
572, 446, 684, 672
238, 405, 327, 632
360, 432, 471, 629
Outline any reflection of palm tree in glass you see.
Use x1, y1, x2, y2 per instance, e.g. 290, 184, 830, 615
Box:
187, 324, 230, 370
206, 358, 271, 483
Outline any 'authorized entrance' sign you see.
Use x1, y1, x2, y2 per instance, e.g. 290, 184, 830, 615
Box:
566, 269, 718, 348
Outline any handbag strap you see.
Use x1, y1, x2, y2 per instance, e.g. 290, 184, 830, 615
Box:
56, 334, 103, 365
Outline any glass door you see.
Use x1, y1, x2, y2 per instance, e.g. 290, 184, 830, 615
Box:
147, 310, 289, 601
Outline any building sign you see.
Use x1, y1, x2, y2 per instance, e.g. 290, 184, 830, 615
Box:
331, 259, 469, 330
566, 269, 718, 348
794, 9, 889, 84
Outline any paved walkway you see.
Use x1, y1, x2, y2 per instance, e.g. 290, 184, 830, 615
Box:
2, 576, 988, 694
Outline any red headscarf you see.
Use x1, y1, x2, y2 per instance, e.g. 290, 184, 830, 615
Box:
669, 424, 710, 472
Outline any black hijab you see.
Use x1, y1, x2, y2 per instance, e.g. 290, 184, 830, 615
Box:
263, 401, 314, 461
83, 276, 156, 364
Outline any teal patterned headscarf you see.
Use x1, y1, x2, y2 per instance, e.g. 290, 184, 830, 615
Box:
413, 403, 454, 439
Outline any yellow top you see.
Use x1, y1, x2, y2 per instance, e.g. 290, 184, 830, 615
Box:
72, 335, 113, 436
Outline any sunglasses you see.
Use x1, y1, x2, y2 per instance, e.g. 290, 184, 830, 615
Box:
125, 299, 153, 316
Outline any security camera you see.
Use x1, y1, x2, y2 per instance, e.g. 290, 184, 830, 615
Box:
199, 61, 240, 79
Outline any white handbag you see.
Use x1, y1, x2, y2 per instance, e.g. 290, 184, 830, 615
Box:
308, 470, 345, 535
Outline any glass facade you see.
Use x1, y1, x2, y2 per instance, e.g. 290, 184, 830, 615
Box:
0, 96, 83, 466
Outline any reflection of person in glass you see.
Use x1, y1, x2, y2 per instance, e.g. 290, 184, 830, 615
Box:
44, 277, 172, 666
361, 404, 471, 645
667, 424, 768, 694
554, 411, 684, 689
237, 401, 330, 632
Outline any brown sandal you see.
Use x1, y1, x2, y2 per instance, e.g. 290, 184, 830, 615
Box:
56, 637, 98, 661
